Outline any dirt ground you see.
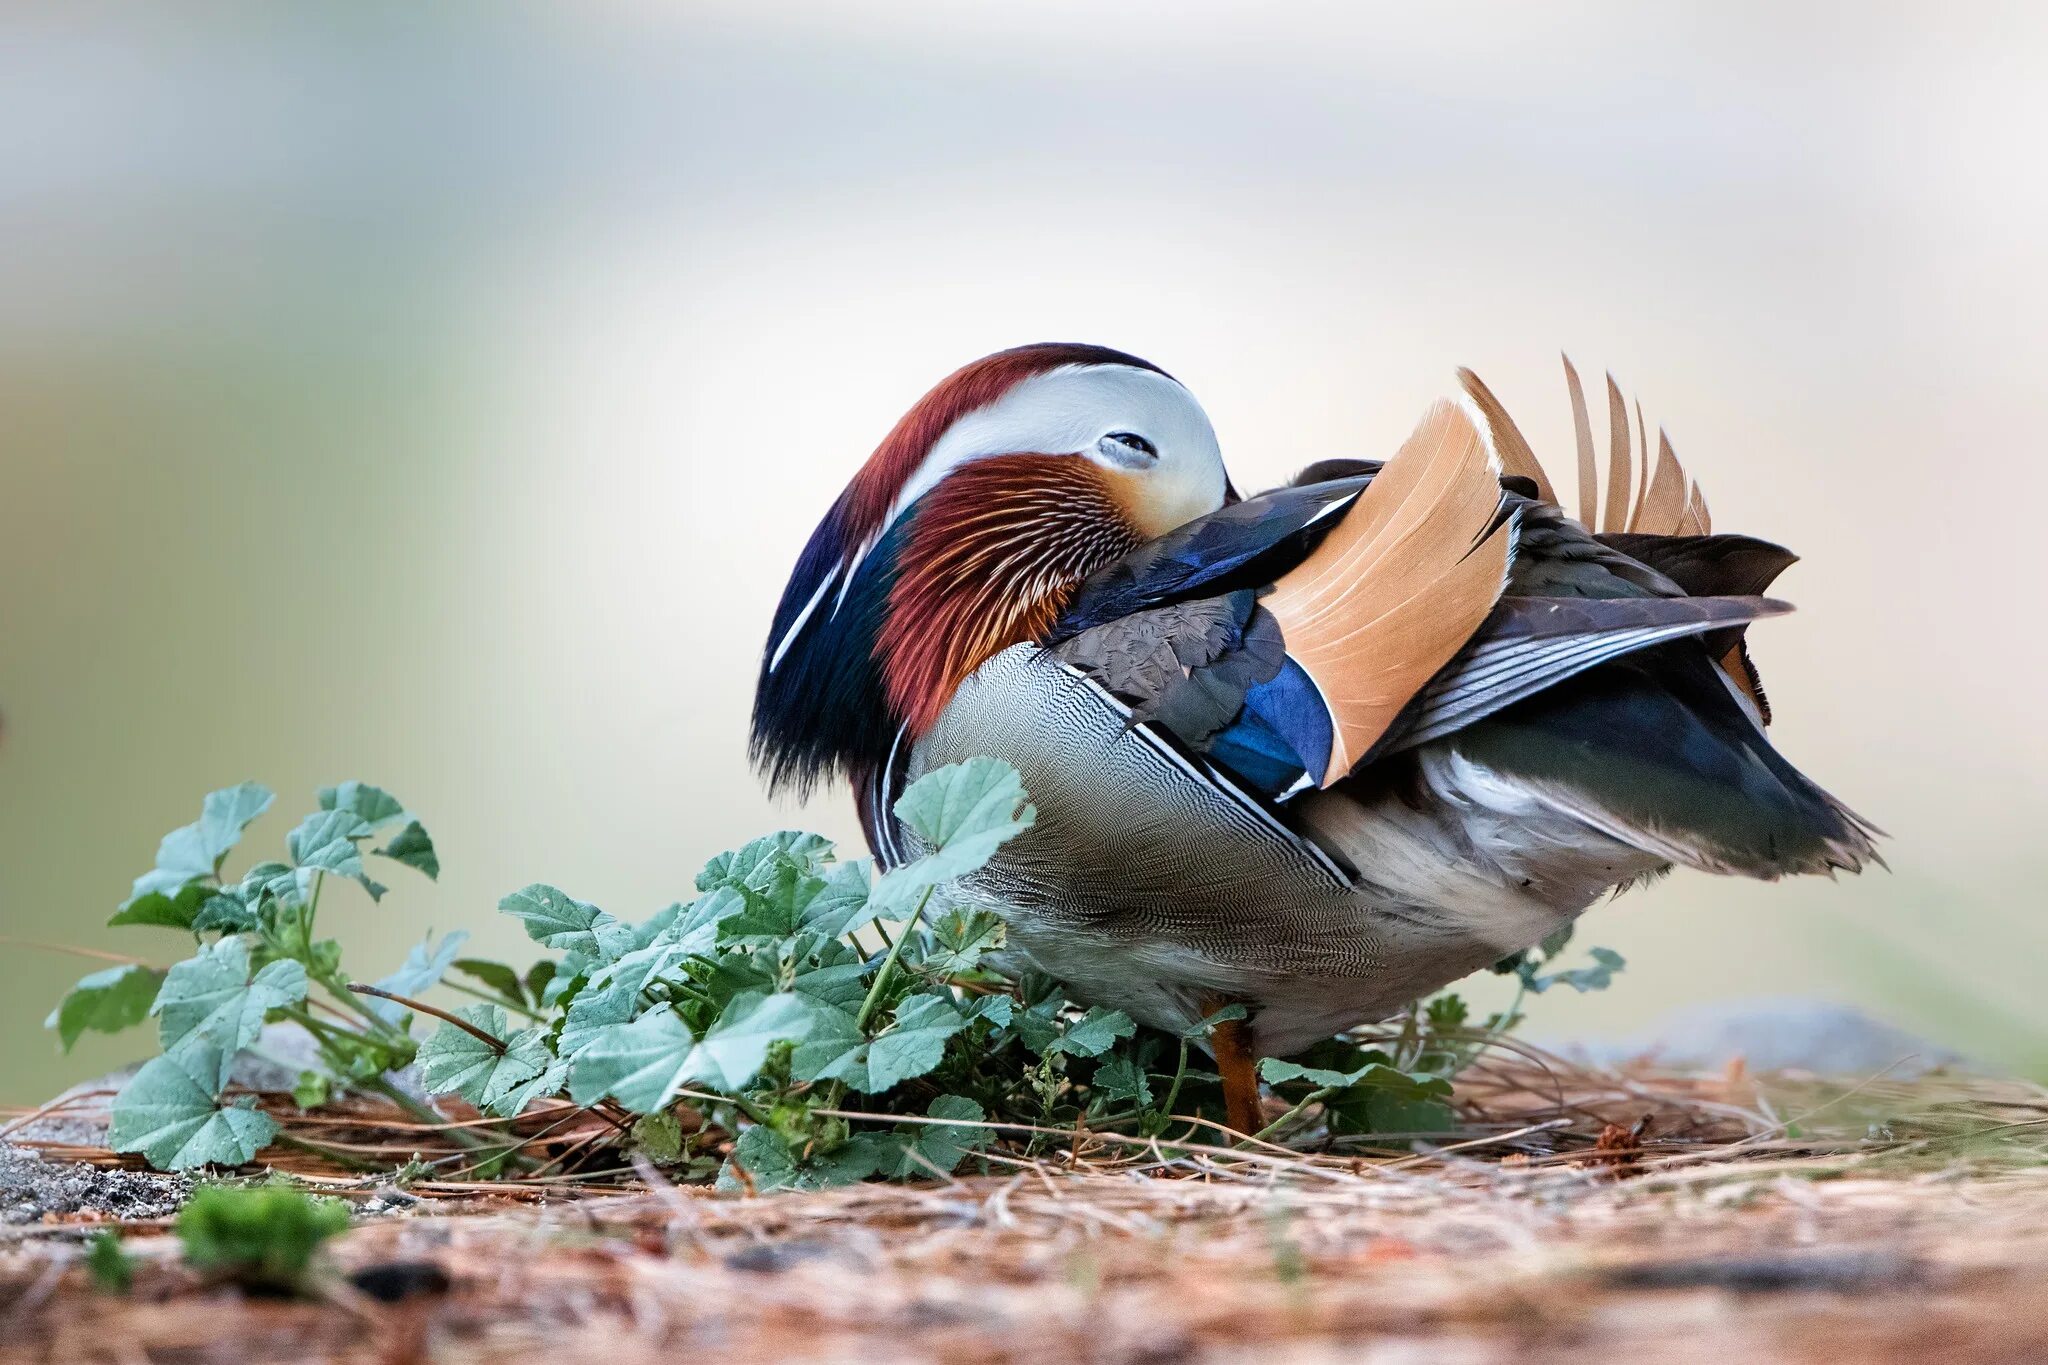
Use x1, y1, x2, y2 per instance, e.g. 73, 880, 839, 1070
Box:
6, 1152, 2048, 1364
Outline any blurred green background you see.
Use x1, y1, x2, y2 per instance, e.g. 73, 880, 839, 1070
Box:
6, 4, 2046, 1104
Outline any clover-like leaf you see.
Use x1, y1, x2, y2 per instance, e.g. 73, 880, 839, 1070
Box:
499, 884, 637, 962
284, 808, 383, 900
122, 782, 276, 906
685, 991, 812, 1090
108, 1056, 278, 1170
892, 757, 1036, 883
190, 891, 259, 934
46, 964, 166, 1051
567, 1003, 696, 1112
1089, 1056, 1152, 1109
363, 930, 469, 1024
801, 860, 873, 937
920, 909, 1004, 977
840, 992, 966, 1094
1258, 1056, 1450, 1099
890, 1094, 992, 1176
316, 781, 406, 829
415, 1004, 563, 1116
153, 939, 308, 1089
869, 762, 1034, 918
697, 832, 834, 893
1050, 1006, 1135, 1059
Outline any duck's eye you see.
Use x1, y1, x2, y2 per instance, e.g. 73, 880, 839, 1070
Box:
1098, 431, 1158, 465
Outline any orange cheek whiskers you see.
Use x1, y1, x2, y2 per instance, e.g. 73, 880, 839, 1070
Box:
878, 455, 1143, 734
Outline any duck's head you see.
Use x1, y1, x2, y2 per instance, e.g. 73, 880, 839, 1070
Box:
753, 343, 1228, 796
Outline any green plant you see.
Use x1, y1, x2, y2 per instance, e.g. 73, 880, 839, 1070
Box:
48, 781, 451, 1169
176, 1185, 350, 1294
84, 1230, 135, 1294
49, 759, 1628, 1186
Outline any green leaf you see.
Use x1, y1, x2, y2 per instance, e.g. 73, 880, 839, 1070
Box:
715, 1126, 897, 1194
1425, 994, 1469, 1032
451, 958, 527, 1008
1052, 1006, 1135, 1059
632, 1111, 684, 1162
790, 945, 869, 1012
921, 909, 1004, 977
864, 992, 967, 1092
870, 758, 1035, 914
1327, 1091, 1456, 1138
1013, 998, 1065, 1055
686, 991, 812, 1090
46, 964, 166, 1050
363, 930, 469, 1024
1531, 946, 1626, 994
291, 1070, 330, 1109
966, 994, 1014, 1028
126, 782, 275, 904
566, 1003, 696, 1112
1259, 1056, 1450, 1099
697, 832, 834, 893
1188, 1003, 1249, 1037
715, 866, 828, 942
801, 860, 873, 937
108, 881, 212, 929
499, 884, 637, 962
108, 1057, 278, 1170
895, 1095, 992, 1176
317, 781, 406, 829
415, 1004, 564, 1116
284, 808, 380, 899
717, 1124, 801, 1192
376, 820, 439, 879
558, 969, 646, 1059
1090, 1056, 1152, 1108
786, 1001, 870, 1087
190, 891, 259, 934
153, 939, 308, 1090
236, 861, 305, 911
893, 758, 1036, 880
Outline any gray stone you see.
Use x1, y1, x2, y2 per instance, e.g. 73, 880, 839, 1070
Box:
1553, 997, 1970, 1076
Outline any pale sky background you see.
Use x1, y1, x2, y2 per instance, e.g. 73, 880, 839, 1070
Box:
5, 3, 2046, 1101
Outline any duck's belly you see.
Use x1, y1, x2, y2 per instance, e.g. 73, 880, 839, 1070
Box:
908, 644, 1660, 1055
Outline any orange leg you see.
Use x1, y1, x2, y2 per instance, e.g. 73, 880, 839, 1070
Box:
1210, 1014, 1263, 1138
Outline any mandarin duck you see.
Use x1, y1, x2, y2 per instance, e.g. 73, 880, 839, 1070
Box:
752, 343, 1878, 1134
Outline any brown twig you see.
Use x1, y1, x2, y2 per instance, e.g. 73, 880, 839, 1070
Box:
348, 983, 504, 1050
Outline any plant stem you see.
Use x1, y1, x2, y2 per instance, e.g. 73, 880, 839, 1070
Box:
303, 871, 324, 942
1252, 1085, 1338, 1143
1156, 1037, 1191, 1124
854, 887, 933, 1031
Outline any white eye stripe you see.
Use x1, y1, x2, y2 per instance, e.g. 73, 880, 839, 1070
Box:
882, 363, 1221, 539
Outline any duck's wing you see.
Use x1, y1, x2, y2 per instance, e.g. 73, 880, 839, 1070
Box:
1050, 398, 1787, 801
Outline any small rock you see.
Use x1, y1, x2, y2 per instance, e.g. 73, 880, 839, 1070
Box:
1552, 998, 1969, 1076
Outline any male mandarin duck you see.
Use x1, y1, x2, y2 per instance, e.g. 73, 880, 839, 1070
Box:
752, 343, 1878, 1134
